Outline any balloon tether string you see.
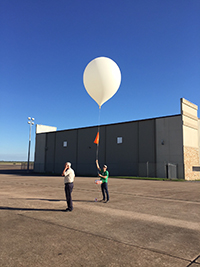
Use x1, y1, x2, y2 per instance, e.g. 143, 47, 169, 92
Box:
96, 106, 101, 162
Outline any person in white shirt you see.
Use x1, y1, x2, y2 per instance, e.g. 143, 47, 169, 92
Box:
62, 162, 75, 212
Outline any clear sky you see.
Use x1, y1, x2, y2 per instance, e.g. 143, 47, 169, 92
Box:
1, 0, 200, 161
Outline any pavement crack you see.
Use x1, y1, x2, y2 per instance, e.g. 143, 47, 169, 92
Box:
186, 255, 200, 266
18, 213, 190, 265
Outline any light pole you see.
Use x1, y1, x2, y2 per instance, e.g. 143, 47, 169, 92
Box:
27, 117, 35, 171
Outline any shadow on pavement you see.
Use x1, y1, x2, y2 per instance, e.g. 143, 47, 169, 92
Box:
0, 206, 64, 212
26, 198, 64, 202
26, 198, 94, 203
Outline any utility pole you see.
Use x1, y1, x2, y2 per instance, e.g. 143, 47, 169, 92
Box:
27, 117, 35, 171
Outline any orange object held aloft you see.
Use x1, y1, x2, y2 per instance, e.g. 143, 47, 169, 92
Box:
94, 132, 99, 144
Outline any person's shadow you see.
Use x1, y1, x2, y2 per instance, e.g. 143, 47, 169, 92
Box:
0, 198, 95, 212
26, 198, 95, 203
0, 206, 63, 212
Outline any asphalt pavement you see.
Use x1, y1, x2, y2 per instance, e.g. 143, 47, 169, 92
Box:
0, 170, 200, 266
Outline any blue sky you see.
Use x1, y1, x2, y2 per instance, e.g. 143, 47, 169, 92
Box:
0, 0, 200, 161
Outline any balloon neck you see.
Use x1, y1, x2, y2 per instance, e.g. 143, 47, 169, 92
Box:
99, 106, 101, 109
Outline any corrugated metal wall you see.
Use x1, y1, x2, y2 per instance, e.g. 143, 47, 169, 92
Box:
34, 115, 184, 178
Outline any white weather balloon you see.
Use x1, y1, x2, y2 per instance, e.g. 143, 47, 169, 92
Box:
83, 57, 121, 108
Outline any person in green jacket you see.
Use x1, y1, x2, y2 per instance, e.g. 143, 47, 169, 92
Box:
96, 159, 109, 203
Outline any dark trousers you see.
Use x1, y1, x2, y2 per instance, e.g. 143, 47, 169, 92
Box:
101, 182, 109, 201
64, 183, 74, 211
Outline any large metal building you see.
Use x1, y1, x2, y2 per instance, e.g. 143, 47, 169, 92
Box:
34, 98, 200, 180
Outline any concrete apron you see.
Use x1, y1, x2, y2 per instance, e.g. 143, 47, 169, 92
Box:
1, 174, 200, 267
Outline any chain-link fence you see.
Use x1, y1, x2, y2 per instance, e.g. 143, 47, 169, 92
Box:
0, 162, 34, 171
138, 162, 178, 179
21, 162, 34, 170
33, 161, 182, 179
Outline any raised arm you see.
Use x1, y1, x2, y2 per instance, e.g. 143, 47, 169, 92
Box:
96, 159, 101, 171
62, 163, 68, 176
